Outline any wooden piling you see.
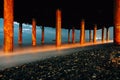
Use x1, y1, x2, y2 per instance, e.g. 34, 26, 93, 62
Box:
18, 23, 22, 45
72, 27, 75, 43
4, 0, 14, 52
32, 18, 36, 46
68, 29, 70, 43
106, 27, 109, 41
102, 27, 105, 42
114, 0, 120, 45
80, 19, 85, 44
56, 9, 61, 47
89, 30, 92, 42
93, 24, 97, 43
41, 26, 44, 44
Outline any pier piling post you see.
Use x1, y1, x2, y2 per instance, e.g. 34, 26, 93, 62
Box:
18, 23, 22, 45
56, 9, 61, 47
41, 26, 44, 44
102, 27, 105, 42
114, 0, 120, 45
106, 27, 109, 41
72, 27, 75, 43
89, 30, 92, 42
80, 19, 85, 44
68, 29, 70, 43
93, 24, 97, 43
32, 18, 36, 46
4, 0, 14, 52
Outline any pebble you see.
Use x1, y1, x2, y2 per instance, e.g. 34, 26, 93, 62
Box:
0, 74, 3, 77
0, 44, 120, 80
92, 73, 97, 79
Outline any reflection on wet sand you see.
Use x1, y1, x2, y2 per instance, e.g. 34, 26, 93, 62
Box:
0, 42, 120, 80
0, 40, 113, 70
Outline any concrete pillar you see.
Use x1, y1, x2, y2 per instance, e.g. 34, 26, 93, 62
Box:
68, 29, 70, 43
89, 30, 92, 42
114, 0, 120, 45
102, 27, 105, 42
41, 26, 44, 44
80, 19, 85, 44
4, 0, 14, 52
72, 27, 75, 43
93, 24, 97, 43
106, 27, 109, 41
56, 9, 61, 47
18, 23, 22, 45
32, 18, 36, 46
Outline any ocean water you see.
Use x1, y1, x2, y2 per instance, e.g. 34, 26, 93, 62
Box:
0, 18, 113, 47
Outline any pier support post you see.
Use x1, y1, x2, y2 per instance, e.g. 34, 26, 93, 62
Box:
114, 0, 120, 45
68, 29, 70, 43
18, 23, 22, 45
102, 27, 105, 42
80, 19, 85, 44
41, 26, 44, 44
32, 18, 36, 46
4, 0, 14, 52
93, 24, 97, 43
72, 27, 75, 43
106, 27, 109, 41
89, 30, 92, 42
56, 9, 61, 47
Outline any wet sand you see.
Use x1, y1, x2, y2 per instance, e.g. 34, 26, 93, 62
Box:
0, 43, 120, 80
0, 41, 112, 70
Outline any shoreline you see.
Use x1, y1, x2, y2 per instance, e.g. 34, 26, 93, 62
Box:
0, 42, 113, 70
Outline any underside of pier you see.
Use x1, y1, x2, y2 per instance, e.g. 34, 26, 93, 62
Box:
0, 0, 113, 29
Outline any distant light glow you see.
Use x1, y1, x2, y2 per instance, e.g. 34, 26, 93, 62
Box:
96, 37, 101, 40
14, 22, 19, 25
23, 28, 30, 31
22, 23, 32, 28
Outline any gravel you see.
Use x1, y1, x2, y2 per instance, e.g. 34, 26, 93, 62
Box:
0, 44, 120, 80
